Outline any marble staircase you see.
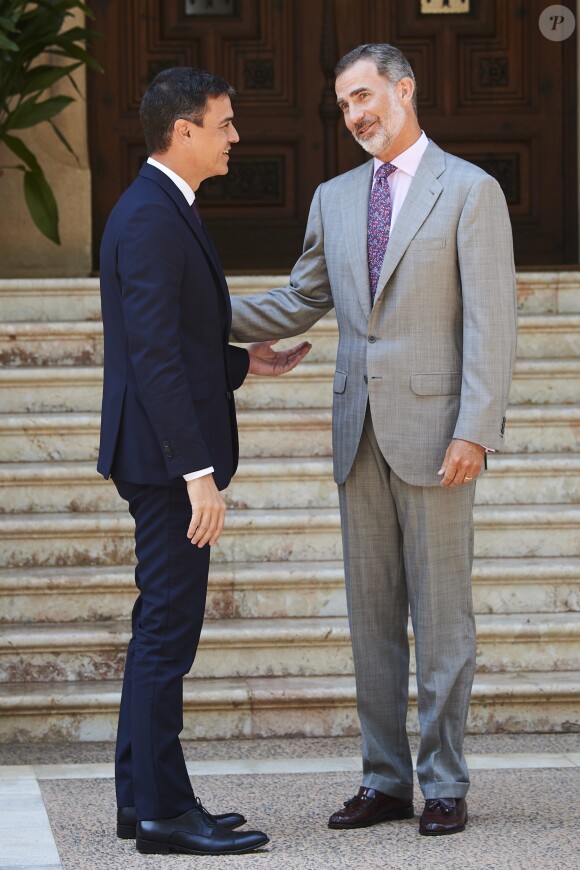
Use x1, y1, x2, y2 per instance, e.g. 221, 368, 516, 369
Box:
0, 273, 578, 741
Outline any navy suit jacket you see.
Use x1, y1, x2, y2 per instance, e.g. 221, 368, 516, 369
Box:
97, 163, 249, 490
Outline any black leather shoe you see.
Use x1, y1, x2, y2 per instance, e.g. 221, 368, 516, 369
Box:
419, 797, 468, 835
117, 803, 246, 839
136, 805, 269, 855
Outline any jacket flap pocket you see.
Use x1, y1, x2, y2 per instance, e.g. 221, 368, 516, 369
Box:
410, 371, 462, 396
333, 370, 347, 394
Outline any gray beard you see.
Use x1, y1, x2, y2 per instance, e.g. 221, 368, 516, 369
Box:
354, 125, 391, 156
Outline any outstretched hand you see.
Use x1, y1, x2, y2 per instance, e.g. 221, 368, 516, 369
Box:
247, 339, 312, 376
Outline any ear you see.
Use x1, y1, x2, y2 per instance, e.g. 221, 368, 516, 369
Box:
398, 76, 415, 105
173, 118, 191, 145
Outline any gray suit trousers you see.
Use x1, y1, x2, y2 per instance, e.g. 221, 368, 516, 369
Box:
338, 409, 477, 800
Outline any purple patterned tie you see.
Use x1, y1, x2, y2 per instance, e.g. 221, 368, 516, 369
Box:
367, 163, 397, 303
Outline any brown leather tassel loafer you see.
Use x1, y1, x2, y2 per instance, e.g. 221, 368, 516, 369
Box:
419, 798, 468, 836
328, 787, 414, 829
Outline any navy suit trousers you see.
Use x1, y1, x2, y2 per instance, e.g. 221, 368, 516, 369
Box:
113, 479, 210, 820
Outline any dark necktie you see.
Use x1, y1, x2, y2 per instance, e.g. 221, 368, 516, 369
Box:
191, 198, 202, 224
367, 163, 397, 303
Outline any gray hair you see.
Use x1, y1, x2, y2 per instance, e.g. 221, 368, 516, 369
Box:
335, 44, 417, 113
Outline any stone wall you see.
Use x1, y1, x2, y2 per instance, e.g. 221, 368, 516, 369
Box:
0, 9, 92, 278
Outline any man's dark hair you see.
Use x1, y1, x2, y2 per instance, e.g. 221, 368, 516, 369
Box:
140, 67, 235, 155
335, 44, 417, 113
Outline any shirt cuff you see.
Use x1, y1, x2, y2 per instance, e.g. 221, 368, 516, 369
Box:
183, 467, 214, 481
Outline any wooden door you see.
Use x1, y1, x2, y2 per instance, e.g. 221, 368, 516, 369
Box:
88, 0, 577, 269
88, 0, 331, 271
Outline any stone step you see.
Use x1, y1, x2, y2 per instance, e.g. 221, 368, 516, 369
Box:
0, 409, 334, 463
0, 316, 339, 367
0, 321, 104, 367
0, 671, 577, 741
505, 405, 580, 453
0, 508, 344, 568
2, 454, 580, 514
0, 278, 103, 322
515, 272, 580, 314
509, 358, 580, 405
0, 556, 578, 624
2, 358, 579, 413
0, 276, 296, 323
3, 312, 580, 367
2, 273, 580, 322
2, 405, 578, 464
476, 454, 580, 504
516, 314, 580, 358
0, 504, 578, 570
0, 613, 578, 684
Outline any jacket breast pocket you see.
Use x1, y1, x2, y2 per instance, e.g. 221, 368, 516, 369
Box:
333, 370, 347, 394
410, 237, 446, 249
410, 372, 462, 396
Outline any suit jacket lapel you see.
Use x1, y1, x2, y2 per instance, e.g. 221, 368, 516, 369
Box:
373, 141, 445, 305
138, 163, 232, 327
344, 161, 375, 320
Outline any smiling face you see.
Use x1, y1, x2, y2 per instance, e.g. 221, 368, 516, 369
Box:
187, 94, 239, 183
162, 93, 240, 191
335, 59, 419, 162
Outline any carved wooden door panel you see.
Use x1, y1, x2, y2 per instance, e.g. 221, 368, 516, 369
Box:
89, 1, 577, 269
88, 0, 329, 271
331, 0, 577, 265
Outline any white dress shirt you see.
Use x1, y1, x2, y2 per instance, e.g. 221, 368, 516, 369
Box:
146, 157, 213, 481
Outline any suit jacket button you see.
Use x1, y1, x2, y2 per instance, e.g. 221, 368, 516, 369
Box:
368, 335, 377, 343
225, 390, 233, 400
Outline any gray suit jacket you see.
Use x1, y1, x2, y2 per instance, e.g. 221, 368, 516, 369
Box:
231, 141, 518, 486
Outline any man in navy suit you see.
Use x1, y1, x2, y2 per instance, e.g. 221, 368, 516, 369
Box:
98, 67, 310, 857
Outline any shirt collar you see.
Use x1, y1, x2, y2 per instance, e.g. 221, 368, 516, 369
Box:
147, 156, 195, 205
373, 130, 429, 179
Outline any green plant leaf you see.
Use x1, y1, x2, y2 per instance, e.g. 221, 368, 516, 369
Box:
8, 94, 73, 129
0, 1, 101, 245
2, 131, 41, 172
0, 31, 18, 51
48, 42, 102, 72
64, 68, 83, 98
19, 62, 81, 95
49, 118, 77, 160
23, 163, 60, 244
54, 25, 100, 43
0, 15, 19, 32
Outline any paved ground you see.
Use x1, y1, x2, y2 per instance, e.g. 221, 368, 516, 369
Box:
1, 734, 579, 870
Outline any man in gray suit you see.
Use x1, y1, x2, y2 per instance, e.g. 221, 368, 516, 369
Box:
231, 44, 517, 836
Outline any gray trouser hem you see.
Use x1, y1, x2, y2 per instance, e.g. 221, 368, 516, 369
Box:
362, 773, 414, 802
421, 782, 470, 800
